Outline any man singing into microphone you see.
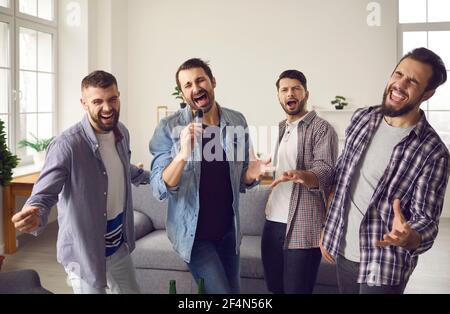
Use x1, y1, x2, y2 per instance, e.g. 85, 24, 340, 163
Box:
149, 58, 269, 294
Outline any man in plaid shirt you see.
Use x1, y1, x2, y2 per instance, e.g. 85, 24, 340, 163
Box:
321, 48, 449, 294
262, 70, 338, 294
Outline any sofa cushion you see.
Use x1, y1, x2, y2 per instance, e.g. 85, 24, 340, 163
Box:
240, 235, 265, 279
132, 185, 167, 230
239, 186, 271, 236
134, 211, 154, 241
132, 230, 188, 272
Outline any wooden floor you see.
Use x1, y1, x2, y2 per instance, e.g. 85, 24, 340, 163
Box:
2, 219, 450, 294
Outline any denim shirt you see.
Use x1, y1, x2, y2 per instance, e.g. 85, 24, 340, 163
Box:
149, 105, 256, 263
26, 115, 150, 288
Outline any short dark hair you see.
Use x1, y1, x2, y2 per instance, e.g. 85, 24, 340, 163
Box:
81, 70, 118, 91
276, 70, 308, 91
176, 58, 214, 89
398, 47, 447, 92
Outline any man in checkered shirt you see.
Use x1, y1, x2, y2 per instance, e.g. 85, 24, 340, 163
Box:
262, 70, 338, 294
321, 47, 449, 294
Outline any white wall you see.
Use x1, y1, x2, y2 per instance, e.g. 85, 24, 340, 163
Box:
58, 0, 89, 131
126, 0, 397, 164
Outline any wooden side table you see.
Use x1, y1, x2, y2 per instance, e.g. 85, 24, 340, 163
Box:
2, 173, 40, 254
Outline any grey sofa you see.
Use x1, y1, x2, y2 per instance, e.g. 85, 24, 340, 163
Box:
131, 184, 338, 294
0, 270, 52, 294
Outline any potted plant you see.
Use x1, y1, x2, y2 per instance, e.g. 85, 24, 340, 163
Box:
0, 119, 20, 187
172, 86, 187, 109
331, 95, 348, 110
18, 133, 54, 167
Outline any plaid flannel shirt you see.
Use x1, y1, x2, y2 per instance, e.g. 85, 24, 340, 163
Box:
275, 111, 338, 249
323, 106, 450, 286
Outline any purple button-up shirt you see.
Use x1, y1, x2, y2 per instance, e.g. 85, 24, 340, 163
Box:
26, 115, 149, 288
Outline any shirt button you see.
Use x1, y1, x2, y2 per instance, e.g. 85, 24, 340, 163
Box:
104, 213, 107, 217
104, 192, 107, 196
103, 172, 107, 175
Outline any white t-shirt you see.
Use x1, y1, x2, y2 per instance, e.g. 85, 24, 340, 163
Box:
96, 132, 125, 222
265, 118, 302, 224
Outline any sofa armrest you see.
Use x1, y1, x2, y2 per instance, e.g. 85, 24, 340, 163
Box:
134, 210, 154, 240
0, 270, 52, 294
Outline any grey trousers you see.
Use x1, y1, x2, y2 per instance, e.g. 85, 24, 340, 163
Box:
336, 254, 407, 294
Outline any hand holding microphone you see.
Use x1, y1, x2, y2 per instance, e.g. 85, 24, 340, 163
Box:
179, 110, 204, 161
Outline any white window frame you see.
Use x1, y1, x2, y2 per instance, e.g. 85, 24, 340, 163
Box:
15, 18, 57, 163
14, 0, 57, 27
0, 13, 14, 149
0, 0, 57, 164
397, 1, 450, 113
0, 0, 13, 15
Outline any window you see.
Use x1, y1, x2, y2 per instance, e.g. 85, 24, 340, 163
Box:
398, 0, 450, 146
0, 0, 56, 162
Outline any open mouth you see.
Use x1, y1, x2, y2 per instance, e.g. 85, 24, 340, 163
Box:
389, 89, 408, 104
100, 112, 115, 123
286, 99, 298, 110
193, 92, 209, 107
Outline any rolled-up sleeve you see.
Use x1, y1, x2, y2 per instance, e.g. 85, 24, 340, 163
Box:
149, 120, 178, 201
130, 165, 150, 186
26, 140, 70, 236
408, 155, 449, 257
308, 123, 339, 198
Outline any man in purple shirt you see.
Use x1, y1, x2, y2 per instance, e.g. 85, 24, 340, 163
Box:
12, 71, 149, 294
321, 48, 449, 294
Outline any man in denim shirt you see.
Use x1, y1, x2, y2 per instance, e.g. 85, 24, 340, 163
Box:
150, 58, 269, 294
12, 71, 149, 293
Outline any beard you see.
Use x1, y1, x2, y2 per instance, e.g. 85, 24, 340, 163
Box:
89, 108, 120, 132
281, 98, 307, 116
381, 88, 423, 118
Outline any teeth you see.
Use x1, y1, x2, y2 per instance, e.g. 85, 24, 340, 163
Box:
391, 90, 407, 101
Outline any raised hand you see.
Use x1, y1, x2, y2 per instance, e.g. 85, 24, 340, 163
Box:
179, 123, 203, 160
12, 206, 41, 234
270, 170, 306, 189
375, 199, 421, 250
246, 157, 272, 183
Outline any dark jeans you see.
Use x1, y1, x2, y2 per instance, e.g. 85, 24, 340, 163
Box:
186, 227, 240, 294
336, 254, 407, 294
261, 220, 322, 294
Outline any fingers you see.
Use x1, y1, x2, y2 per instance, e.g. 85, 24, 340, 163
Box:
270, 177, 288, 189
11, 207, 39, 224
21, 219, 40, 233
270, 180, 281, 188
15, 215, 40, 233
375, 234, 401, 247
320, 245, 336, 264
392, 199, 405, 222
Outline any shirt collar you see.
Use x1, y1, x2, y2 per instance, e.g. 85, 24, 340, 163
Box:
371, 106, 427, 139
181, 103, 230, 128
81, 114, 123, 152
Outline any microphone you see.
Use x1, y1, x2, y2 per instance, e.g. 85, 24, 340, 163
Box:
194, 109, 204, 124
192, 109, 204, 162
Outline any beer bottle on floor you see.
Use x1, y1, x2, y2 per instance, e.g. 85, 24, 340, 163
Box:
169, 280, 177, 294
